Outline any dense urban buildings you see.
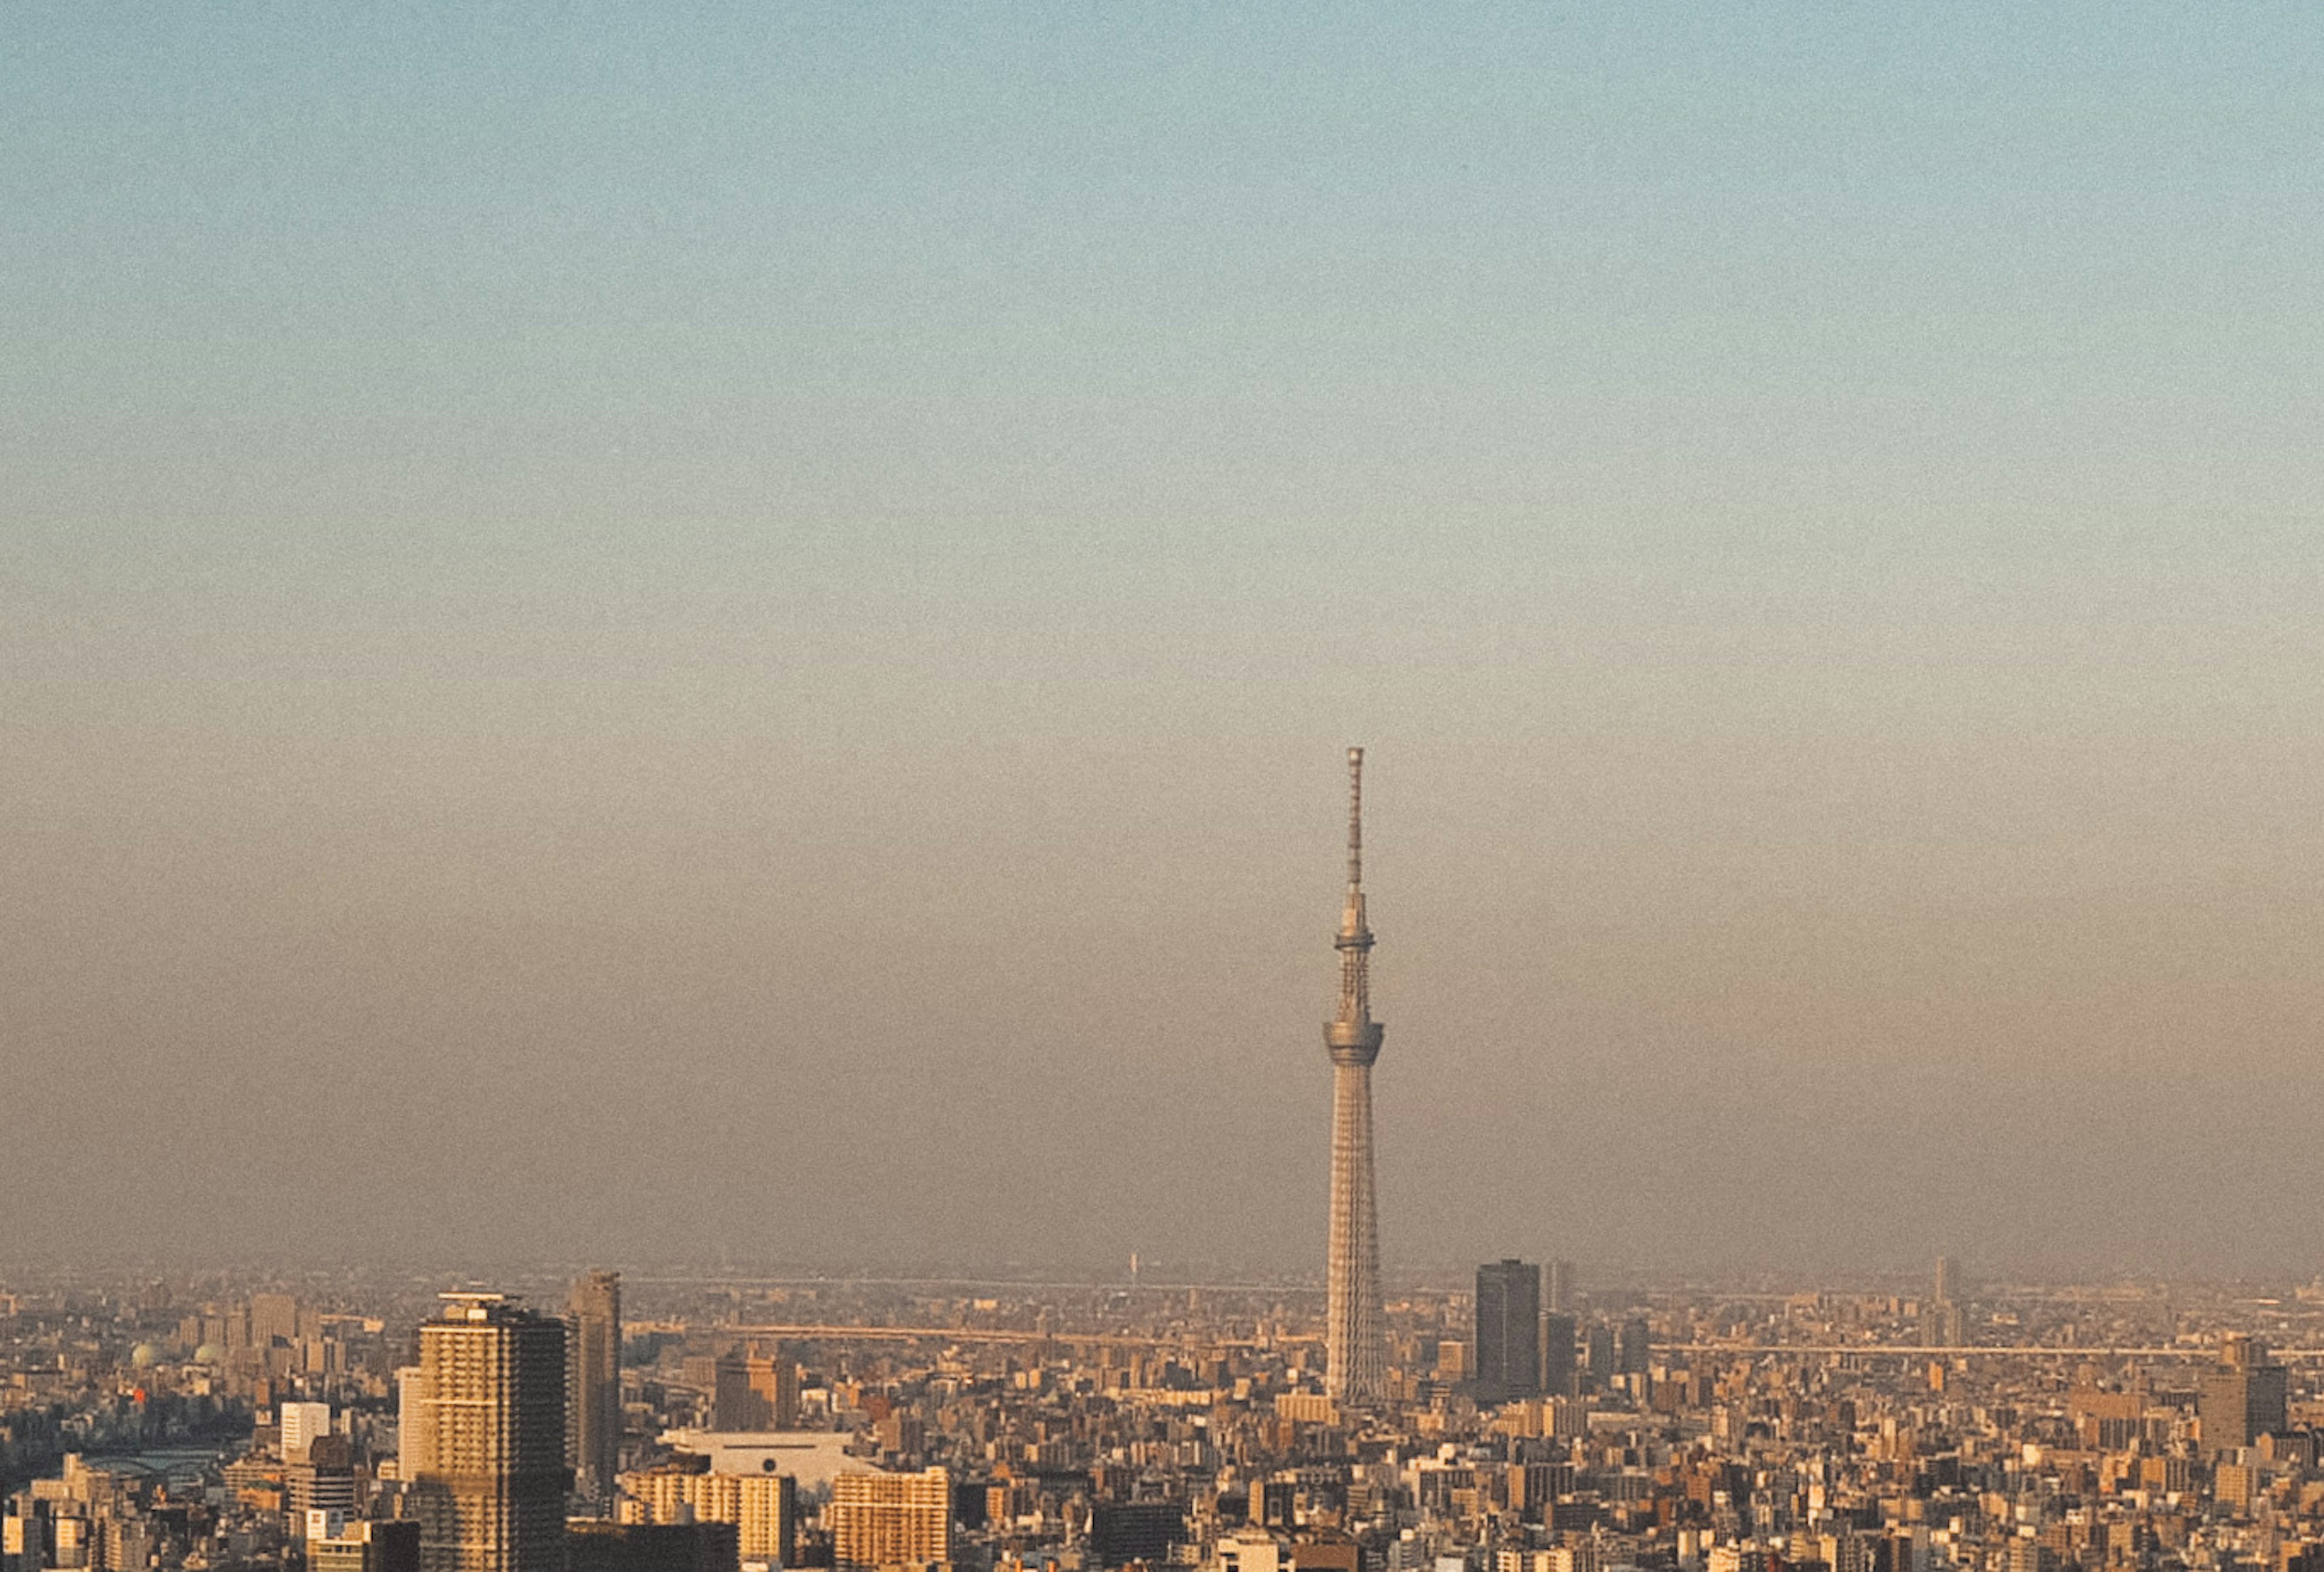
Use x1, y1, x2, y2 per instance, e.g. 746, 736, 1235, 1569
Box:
1322, 747, 1387, 1407
15, 1264, 2324, 1572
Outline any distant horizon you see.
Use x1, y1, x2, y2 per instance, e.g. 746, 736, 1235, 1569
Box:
7, 1254, 2322, 1298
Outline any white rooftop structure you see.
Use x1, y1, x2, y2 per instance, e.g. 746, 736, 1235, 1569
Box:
656, 1430, 871, 1493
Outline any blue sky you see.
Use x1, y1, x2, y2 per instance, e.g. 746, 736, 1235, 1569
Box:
5, 3, 2322, 1275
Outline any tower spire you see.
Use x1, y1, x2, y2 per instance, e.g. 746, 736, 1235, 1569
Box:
1335, 746, 1376, 1029
1322, 746, 1386, 1406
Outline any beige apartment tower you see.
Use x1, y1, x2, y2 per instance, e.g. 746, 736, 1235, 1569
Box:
1322, 748, 1387, 1404
408, 1294, 570, 1572
828, 1468, 949, 1572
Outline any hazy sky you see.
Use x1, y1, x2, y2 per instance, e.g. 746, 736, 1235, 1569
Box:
6, 4, 2323, 1281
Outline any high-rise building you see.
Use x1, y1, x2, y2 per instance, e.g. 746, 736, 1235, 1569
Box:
1541, 1313, 1578, 1398
2198, 1335, 2288, 1456
747, 1348, 798, 1430
1932, 1255, 1956, 1307
252, 1293, 301, 1347
1584, 1323, 1615, 1387
827, 1469, 949, 1572
568, 1271, 622, 1513
398, 1366, 432, 1476
290, 1434, 358, 1533
711, 1352, 770, 1432
1544, 1260, 1575, 1315
1617, 1315, 1651, 1376
408, 1293, 570, 1572
1474, 1260, 1542, 1403
1321, 747, 1387, 1405
281, 1401, 333, 1464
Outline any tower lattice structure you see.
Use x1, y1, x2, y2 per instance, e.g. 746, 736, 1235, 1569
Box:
1323, 746, 1387, 1404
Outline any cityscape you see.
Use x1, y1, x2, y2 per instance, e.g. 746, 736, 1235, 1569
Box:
8, 758, 2324, 1572
11, 1253, 2324, 1572
11, 15, 2321, 1572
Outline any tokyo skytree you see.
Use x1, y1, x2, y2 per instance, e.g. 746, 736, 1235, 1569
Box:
1322, 746, 1387, 1404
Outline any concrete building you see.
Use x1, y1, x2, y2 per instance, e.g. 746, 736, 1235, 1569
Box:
827, 1468, 948, 1572
1474, 1260, 1541, 1403
620, 1468, 794, 1570
2198, 1335, 2287, 1455
312, 1520, 422, 1572
568, 1270, 623, 1513
281, 1402, 333, 1465
1541, 1313, 1577, 1398
398, 1367, 432, 1476
747, 1349, 798, 1431
568, 1522, 738, 1572
407, 1293, 570, 1572
711, 1352, 768, 1432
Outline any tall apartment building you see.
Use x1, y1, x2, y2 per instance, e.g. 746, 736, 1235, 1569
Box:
1473, 1260, 1541, 1403
407, 1294, 570, 1572
568, 1270, 623, 1511
827, 1469, 949, 1572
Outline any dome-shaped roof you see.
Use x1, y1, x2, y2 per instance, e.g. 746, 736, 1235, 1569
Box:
130, 1343, 163, 1368
193, 1342, 225, 1364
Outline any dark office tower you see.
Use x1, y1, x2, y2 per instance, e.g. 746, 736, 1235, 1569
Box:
1544, 1260, 1575, 1315
1089, 1503, 1187, 1568
410, 1294, 570, 1572
2198, 1335, 2288, 1456
1618, 1315, 1651, 1376
1584, 1322, 1614, 1387
1541, 1314, 1578, 1398
568, 1271, 622, 1514
1474, 1260, 1542, 1403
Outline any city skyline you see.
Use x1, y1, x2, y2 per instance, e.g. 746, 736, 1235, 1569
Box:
9, 5, 2324, 1279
